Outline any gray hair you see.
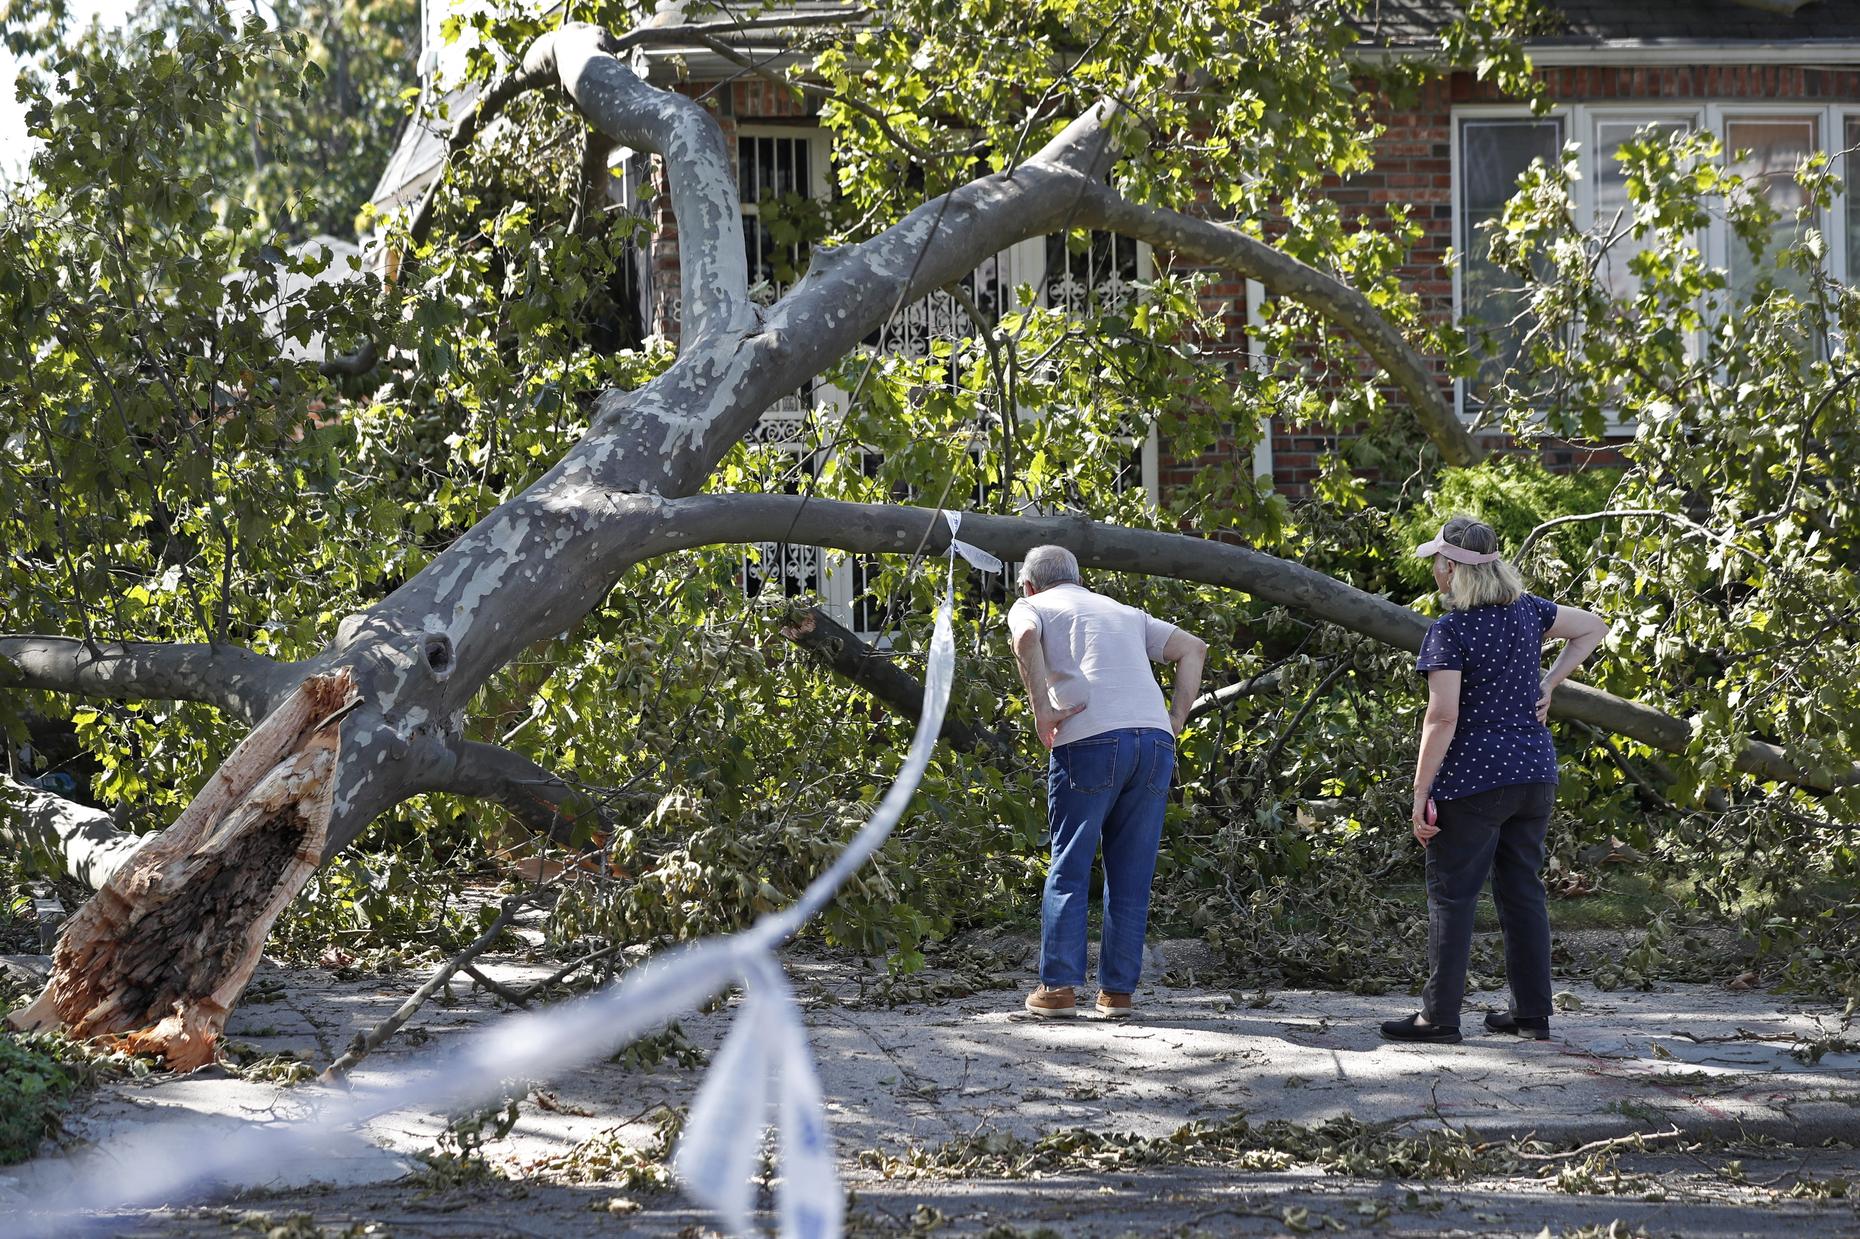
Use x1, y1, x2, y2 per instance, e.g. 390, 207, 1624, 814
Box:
1020, 544, 1081, 591
1437, 516, 1526, 611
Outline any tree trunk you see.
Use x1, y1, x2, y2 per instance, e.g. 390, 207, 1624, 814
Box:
7, 672, 356, 1070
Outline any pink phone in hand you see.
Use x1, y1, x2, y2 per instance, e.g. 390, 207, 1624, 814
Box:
1425, 798, 1437, 826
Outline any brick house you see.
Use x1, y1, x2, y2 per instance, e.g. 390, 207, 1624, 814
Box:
371, 0, 1860, 619
1303, 0, 1860, 492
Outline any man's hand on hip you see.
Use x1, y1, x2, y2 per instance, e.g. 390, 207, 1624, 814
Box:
1035, 702, 1086, 749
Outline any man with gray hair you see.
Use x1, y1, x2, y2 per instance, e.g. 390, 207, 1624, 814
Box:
1008, 545, 1208, 1018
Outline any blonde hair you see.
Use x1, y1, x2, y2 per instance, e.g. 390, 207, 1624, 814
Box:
1436, 516, 1526, 611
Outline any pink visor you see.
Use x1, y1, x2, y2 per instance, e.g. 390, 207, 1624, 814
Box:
1414, 529, 1501, 565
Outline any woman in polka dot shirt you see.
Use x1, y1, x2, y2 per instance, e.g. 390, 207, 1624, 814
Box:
1381, 516, 1610, 1045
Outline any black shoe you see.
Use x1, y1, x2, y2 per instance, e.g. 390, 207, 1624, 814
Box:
1379, 1013, 1462, 1044
1484, 1010, 1550, 1040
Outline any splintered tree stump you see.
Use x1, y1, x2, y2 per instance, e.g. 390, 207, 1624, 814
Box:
8, 671, 358, 1069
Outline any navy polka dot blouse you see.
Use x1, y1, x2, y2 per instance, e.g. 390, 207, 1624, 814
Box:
1415, 593, 1561, 800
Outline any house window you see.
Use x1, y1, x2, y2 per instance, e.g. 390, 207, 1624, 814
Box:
1848, 117, 1860, 285
1723, 116, 1818, 303
1043, 231, 1141, 315
736, 129, 833, 608
1592, 117, 1693, 301
1455, 103, 1859, 418
739, 131, 820, 295
1458, 117, 1564, 406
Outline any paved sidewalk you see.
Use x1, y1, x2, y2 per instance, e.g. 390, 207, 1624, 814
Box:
2, 941, 1857, 1233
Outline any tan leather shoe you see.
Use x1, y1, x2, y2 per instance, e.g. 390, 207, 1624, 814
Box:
1024, 985, 1077, 1017
1095, 991, 1134, 1019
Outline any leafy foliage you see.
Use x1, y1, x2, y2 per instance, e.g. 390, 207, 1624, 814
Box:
1, 0, 1857, 1014
1461, 121, 1860, 999
0, 1030, 148, 1164
12, 0, 419, 238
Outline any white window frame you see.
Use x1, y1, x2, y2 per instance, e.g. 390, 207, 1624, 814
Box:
736, 124, 834, 298
1246, 277, 1273, 480
1450, 103, 1571, 424
1451, 100, 1856, 424
1841, 112, 1860, 287
1704, 103, 1841, 294
1576, 106, 1705, 297
734, 125, 863, 624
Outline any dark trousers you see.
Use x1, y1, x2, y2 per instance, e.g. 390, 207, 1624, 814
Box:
1422, 781, 1556, 1027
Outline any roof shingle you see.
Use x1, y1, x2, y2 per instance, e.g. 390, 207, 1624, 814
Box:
1360, 0, 1860, 47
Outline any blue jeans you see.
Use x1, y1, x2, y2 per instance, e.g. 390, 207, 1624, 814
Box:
1041, 727, 1174, 994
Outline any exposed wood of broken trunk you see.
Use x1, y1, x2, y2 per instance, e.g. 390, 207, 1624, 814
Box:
7, 672, 356, 1069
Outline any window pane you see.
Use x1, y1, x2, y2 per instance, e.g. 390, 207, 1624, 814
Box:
1594, 118, 1691, 300
739, 134, 815, 292
1725, 117, 1817, 303
1846, 118, 1860, 285
1043, 230, 1140, 314
1460, 118, 1563, 405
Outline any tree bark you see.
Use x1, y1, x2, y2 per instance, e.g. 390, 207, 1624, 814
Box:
648, 496, 1857, 792
1186, 667, 1294, 722
413, 736, 611, 846
0, 636, 284, 724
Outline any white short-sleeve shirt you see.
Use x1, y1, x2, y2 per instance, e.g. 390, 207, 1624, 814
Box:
1007, 583, 1178, 747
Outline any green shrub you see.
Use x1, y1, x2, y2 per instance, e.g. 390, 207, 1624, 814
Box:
1391, 457, 1621, 591
0, 1031, 138, 1165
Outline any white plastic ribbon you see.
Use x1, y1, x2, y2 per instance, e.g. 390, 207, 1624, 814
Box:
769, 962, 840, 1239
942, 509, 1004, 576
674, 981, 776, 1234
673, 565, 957, 1234
15, 546, 963, 1239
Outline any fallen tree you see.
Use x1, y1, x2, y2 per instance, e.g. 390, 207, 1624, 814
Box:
2, 12, 1849, 1063
9, 672, 355, 1067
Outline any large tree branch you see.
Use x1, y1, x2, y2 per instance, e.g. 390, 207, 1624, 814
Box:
0, 636, 284, 724
1186, 666, 1295, 722
645, 496, 1855, 792
330, 11, 862, 376
1515, 508, 1770, 567
703, 102, 1122, 459
1069, 181, 1485, 467
540, 23, 753, 339
413, 736, 610, 848
780, 604, 1015, 761
0, 777, 145, 891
